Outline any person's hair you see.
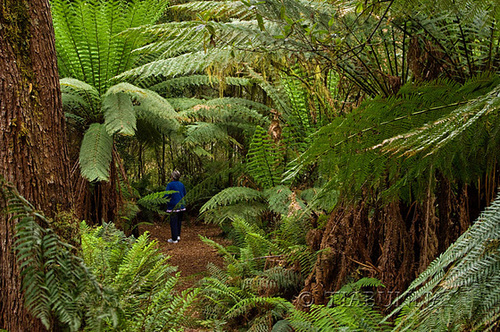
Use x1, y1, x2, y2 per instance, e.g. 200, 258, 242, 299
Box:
171, 170, 181, 181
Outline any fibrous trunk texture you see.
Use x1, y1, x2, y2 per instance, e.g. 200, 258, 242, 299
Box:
0, 0, 71, 330
302, 176, 492, 309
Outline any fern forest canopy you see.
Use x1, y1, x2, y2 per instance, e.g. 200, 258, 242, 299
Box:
1, 0, 500, 330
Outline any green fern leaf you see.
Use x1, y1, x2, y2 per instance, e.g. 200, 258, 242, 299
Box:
103, 91, 136, 135
79, 123, 113, 182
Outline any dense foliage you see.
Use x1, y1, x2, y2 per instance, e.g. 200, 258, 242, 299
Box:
4, 0, 500, 330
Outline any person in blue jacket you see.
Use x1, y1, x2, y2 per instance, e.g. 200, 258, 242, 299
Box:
164, 170, 186, 243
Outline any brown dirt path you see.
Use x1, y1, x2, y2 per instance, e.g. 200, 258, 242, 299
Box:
138, 218, 230, 290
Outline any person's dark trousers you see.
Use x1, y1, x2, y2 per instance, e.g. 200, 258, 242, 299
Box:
169, 211, 183, 240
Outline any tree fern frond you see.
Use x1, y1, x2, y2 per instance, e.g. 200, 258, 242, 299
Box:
150, 75, 251, 94
103, 91, 136, 136
106, 82, 180, 134
200, 187, 265, 214
60, 78, 101, 120
202, 202, 268, 225
51, 0, 168, 93
376, 82, 500, 158
180, 98, 269, 129
79, 123, 113, 182
247, 126, 284, 189
171, 1, 253, 20
166, 97, 205, 111
137, 191, 176, 215
115, 49, 258, 87
184, 122, 239, 147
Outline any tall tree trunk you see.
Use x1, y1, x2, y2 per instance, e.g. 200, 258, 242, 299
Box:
0, 0, 71, 330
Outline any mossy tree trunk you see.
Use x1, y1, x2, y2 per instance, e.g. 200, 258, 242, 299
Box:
0, 0, 71, 330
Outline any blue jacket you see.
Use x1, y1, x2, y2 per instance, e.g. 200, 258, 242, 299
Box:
164, 181, 186, 212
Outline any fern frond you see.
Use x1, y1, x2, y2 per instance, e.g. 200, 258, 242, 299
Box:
171, 1, 252, 20
51, 0, 168, 93
116, 49, 259, 87
247, 126, 284, 189
137, 191, 176, 215
1, 178, 111, 331
104, 82, 180, 136
150, 75, 251, 94
103, 91, 136, 136
226, 296, 293, 319
200, 187, 265, 214
79, 123, 113, 182
184, 122, 239, 147
377, 82, 500, 158
60, 78, 101, 120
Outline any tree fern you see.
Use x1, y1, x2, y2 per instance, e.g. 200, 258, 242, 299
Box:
52, 0, 182, 183
388, 190, 500, 331
51, 0, 168, 94
285, 75, 500, 201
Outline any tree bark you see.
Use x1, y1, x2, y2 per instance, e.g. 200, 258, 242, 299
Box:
0, 0, 71, 330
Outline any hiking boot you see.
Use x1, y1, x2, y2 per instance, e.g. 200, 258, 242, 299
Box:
167, 239, 178, 244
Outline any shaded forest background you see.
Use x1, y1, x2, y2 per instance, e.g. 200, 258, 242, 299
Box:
1, 0, 500, 331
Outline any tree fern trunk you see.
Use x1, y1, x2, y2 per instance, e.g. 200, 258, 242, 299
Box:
301, 179, 482, 308
0, 0, 71, 330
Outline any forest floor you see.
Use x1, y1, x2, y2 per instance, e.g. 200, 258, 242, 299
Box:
138, 217, 230, 291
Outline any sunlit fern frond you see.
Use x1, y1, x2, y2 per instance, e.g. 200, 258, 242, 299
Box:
180, 97, 269, 124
